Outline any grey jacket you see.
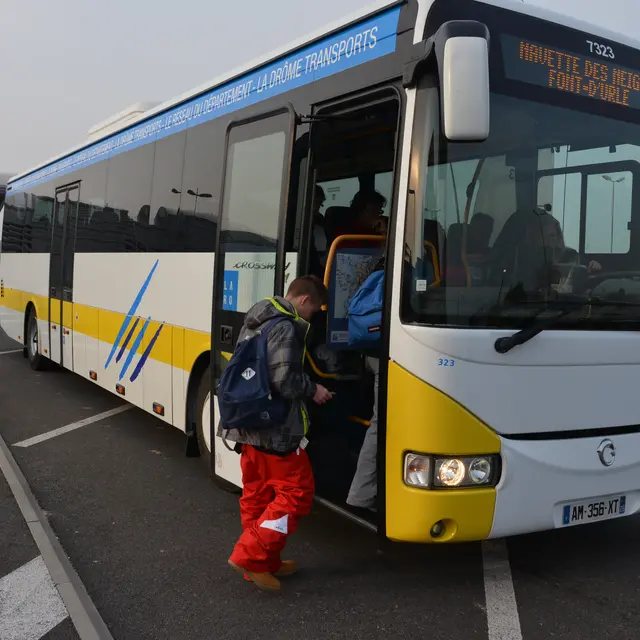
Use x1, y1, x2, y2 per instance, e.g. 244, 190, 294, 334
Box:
216, 296, 317, 453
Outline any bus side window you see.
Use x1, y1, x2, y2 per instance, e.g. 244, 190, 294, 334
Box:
104, 143, 154, 254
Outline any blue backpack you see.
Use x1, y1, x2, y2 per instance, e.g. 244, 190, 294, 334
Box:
347, 270, 384, 348
217, 317, 291, 431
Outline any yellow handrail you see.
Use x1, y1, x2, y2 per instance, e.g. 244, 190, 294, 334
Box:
348, 415, 371, 427
323, 233, 386, 306
306, 352, 340, 379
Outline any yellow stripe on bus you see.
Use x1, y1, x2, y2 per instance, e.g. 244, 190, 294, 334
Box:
385, 361, 500, 543
1, 288, 211, 373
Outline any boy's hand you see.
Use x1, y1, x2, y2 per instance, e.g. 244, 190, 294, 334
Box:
312, 384, 333, 405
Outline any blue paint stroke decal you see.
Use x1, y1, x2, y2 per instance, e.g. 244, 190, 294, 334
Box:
118, 317, 151, 381
130, 323, 165, 383
9, 7, 400, 194
104, 259, 159, 369
115, 317, 140, 364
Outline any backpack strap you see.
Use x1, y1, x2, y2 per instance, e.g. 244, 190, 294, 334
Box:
264, 297, 309, 363
266, 297, 299, 320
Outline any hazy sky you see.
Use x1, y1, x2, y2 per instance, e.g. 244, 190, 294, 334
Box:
1, 0, 637, 175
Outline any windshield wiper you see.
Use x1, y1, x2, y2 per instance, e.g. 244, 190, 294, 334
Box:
494, 298, 640, 354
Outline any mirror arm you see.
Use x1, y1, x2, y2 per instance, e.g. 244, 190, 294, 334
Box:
403, 38, 435, 88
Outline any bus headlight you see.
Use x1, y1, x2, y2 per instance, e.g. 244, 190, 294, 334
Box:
404, 453, 431, 488
437, 459, 466, 486
403, 453, 500, 490
434, 456, 498, 488
469, 457, 492, 484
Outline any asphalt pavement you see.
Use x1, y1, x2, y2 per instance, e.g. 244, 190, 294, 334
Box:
1, 327, 640, 640
0, 472, 79, 640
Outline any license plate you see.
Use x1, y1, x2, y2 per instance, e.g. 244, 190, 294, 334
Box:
562, 495, 626, 527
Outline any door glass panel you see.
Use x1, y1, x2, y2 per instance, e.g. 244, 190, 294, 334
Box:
62, 188, 79, 296
50, 191, 66, 298
219, 115, 288, 314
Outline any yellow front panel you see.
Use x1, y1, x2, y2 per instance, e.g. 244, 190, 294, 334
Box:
385, 362, 501, 543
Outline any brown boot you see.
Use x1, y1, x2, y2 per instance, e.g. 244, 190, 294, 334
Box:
274, 560, 297, 577
242, 560, 296, 583
228, 560, 280, 592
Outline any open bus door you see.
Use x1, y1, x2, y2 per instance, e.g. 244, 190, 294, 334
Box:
210, 106, 300, 488
293, 88, 402, 533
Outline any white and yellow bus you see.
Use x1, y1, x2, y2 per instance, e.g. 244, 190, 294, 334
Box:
3, 0, 640, 543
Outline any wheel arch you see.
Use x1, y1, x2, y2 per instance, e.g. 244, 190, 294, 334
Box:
185, 350, 211, 439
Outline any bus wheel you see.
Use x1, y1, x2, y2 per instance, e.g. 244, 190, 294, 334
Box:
26, 311, 48, 371
195, 369, 213, 468
195, 367, 240, 494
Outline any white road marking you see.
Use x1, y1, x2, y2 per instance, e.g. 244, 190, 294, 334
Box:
0, 349, 23, 355
13, 405, 132, 448
482, 539, 523, 640
0, 556, 68, 640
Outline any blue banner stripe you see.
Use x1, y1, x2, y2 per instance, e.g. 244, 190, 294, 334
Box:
116, 317, 140, 364
104, 259, 159, 369
119, 317, 151, 381
9, 7, 400, 194
130, 323, 165, 382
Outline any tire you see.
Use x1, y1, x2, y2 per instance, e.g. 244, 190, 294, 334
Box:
194, 366, 241, 494
195, 367, 213, 468
26, 311, 48, 371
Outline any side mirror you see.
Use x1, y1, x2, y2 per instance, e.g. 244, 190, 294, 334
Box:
434, 21, 490, 142
441, 36, 490, 141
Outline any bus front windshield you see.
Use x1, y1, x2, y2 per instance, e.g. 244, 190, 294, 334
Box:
403, 86, 640, 330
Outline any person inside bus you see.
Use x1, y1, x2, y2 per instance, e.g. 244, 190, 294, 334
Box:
327, 189, 388, 249
514, 211, 602, 292
467, 212, 494, 256
345, 248, 386, 513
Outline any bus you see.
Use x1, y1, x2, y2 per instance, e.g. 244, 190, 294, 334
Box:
3, 0, 640, 544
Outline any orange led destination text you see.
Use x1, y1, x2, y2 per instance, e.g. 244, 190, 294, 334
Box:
519, 41, 640, 107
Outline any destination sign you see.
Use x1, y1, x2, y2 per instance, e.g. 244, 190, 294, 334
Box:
501, 34, 640, 110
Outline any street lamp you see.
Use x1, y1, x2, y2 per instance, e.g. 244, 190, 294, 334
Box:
602, 175, 625, 252
187, 189, 212, 215
170, 188, 212, 214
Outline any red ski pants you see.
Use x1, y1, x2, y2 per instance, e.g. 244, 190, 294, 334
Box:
229, 445, 315, 574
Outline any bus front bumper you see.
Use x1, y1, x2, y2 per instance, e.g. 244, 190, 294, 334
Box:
489, 432, 640, 539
